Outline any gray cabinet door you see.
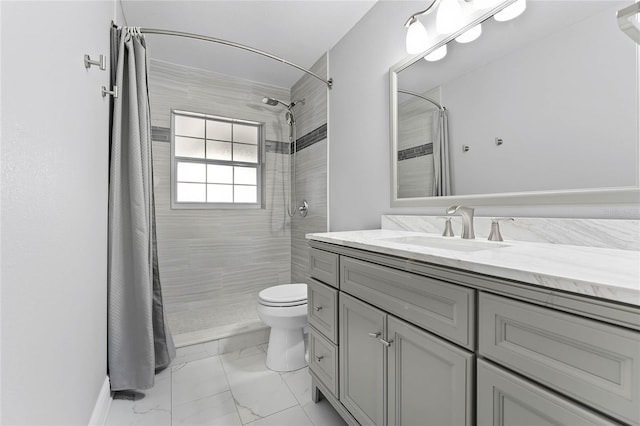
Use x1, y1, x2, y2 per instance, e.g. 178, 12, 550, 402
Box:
387, 316, 474, 426
477, 359, 620, 426
339, 293, 387, 426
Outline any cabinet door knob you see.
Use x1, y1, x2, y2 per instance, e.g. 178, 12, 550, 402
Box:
368, 332, 381, 338
314, 306, 323, 311
315, 355, 324, 362
379, 338, 393, 348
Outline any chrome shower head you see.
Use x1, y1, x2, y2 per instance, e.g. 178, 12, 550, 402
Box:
262, 97, 286, 107
262, 97, 305, 110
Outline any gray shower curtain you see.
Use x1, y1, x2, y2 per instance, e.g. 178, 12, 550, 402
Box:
432, 109, 451, 196
108, 27, 175, 391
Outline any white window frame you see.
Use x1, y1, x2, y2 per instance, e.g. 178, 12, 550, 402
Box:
170, 109, 265, 209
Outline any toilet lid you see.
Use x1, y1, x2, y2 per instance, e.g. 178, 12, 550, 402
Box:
258, 283, 307, 305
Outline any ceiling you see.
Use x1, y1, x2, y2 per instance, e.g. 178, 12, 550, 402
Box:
119, 0, 378, 88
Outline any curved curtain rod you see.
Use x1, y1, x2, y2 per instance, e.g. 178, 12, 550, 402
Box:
137, 27, 333, 90
398, 89, 445, 111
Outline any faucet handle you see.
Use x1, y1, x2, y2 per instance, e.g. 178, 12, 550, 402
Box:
437, 216, 455, 237
488, 218, 514, 242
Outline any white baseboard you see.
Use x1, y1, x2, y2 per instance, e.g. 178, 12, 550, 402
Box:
88, 376, 112, 426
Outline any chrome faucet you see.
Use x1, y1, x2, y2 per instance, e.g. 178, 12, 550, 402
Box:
446, 205, 475, 239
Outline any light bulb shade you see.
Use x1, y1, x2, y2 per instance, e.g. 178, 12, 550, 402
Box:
425, 44, 447, 62
494, 0, 526, 22
406, 19, 430, 54
436, 0, 464, 34
455, 24, 482, 43
472, 0, 502, 9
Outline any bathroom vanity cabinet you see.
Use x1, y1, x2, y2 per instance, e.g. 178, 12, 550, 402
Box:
307, 241, 640, 426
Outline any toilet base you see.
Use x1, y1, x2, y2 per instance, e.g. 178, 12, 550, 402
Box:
265, 327, 307, 372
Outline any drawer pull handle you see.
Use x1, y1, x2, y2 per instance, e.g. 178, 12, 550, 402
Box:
314, 306, 323, 312
315, 355, 324, 362
368, 332, 381, 338
380, 338, 393, 348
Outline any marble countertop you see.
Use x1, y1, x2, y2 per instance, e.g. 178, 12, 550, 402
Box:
307, 230, 640, 306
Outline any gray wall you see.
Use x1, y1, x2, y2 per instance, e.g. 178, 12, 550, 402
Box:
291, 55, 329, 284
329, 1, 423, 231
328, 1, 639, 232
1, 1, 112, 423
148, 60, 292, 337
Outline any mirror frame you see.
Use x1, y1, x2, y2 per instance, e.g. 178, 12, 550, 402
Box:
390, 0, 640, 208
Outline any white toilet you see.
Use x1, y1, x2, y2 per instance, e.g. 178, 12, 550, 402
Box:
257, 283, 308, 372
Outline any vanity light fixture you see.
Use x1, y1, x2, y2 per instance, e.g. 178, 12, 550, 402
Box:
436, 0, 465, 35
494, 0, 526, 21
471, 0, 503, 9
406, 16, 431, 54
455, 23, 482, 43
404, 0, 440, 54
425, 44, 448, 61
405, 0, 473, 54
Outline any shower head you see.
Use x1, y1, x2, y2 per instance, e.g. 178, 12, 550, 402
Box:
262, 97, 306, 110
262, 97, 286, 107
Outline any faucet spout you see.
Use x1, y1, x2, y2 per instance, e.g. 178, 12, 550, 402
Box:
446, 205, 475, 239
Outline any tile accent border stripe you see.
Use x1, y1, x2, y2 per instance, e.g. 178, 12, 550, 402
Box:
266, 140, 289, 155
151, 126, 170, 142
151, 122, 327, 154
398, 143, 433, 161
295, 123, 327, 153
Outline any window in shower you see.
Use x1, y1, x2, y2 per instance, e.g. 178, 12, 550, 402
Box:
170, 110, 264, 209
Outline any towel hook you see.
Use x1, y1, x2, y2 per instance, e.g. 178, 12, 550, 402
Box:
102, 85, 118, 99
84, 54, 106, 71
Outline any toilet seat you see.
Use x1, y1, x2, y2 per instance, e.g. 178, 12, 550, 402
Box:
258, 283, 307, 307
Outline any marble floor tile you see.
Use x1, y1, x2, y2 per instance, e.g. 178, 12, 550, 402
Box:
221, 351, 299, 424
219, 345, 264, 363
105, 369, 172, 426
173, 390, 242, 426
282, 367, 312, 405
218, 328, 270, 355
172, 340, 220, 366
106, 343, 347, 426
302, 399, 348, 426
172, 356, 230, 406
245, 405, 313, 426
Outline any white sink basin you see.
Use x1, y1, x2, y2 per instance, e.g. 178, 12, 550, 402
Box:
381, 235, 510, 252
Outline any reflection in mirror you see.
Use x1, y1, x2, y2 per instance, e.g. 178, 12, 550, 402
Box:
396, 88, 447, 198
392, 0, 638, 206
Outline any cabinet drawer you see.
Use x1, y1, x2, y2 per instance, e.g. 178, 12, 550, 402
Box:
309, 327, 339, 399
479, 292, 640, 425
477, 359, 620, 426
309, 248, 339, 288
308, 278, 338, 344
340, 256, 475, 350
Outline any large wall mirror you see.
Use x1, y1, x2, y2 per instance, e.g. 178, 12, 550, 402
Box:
390, 0, 640, 207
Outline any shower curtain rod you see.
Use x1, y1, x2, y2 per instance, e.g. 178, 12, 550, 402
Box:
398, 89, 445, 110
137, 27, 333, 89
